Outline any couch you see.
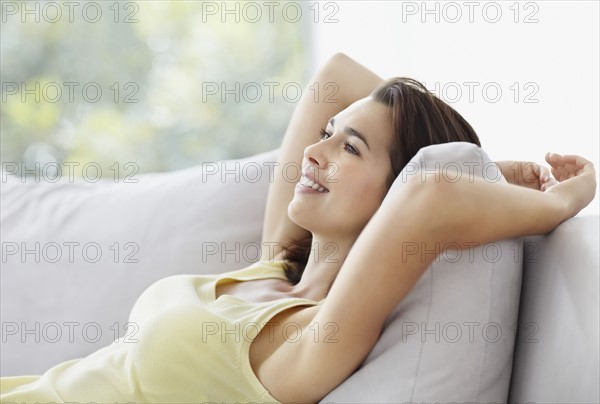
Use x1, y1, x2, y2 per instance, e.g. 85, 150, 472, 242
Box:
1, 146, 598, 403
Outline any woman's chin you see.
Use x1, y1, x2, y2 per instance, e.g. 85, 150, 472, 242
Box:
288, 205, 323, 232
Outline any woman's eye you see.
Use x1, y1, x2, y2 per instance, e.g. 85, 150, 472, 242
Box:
319, 128, 359, 156
319, 128, 332, 140
344, 141, 359, 155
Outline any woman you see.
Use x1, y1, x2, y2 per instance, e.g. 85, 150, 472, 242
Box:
1, 53, 596, 403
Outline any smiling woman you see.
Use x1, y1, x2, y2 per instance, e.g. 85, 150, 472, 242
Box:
256, 54, 596, 402
1, 53, 596, 404
280, 76, 482, 290
290, 98, 395, 236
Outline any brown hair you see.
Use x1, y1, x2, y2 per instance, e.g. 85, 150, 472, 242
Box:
282, 77, 481, 285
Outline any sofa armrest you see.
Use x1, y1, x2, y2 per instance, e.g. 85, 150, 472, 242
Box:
509, 215, 599, 404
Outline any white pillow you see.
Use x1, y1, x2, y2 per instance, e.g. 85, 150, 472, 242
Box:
323, 142, 522, 403
0, 149, 278, 376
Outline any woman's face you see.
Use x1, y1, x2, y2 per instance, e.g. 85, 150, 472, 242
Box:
288, 97, 395, 239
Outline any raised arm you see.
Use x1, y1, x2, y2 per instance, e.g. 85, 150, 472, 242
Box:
260, 53, 384, 261
266, 153, 596, 402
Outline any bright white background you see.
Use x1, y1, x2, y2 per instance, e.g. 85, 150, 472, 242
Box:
310, 0, 599, 215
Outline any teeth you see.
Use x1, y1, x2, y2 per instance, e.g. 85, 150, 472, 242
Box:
299, 176, 312, 186
299, 176, 313, 187
299, 175, 328, 193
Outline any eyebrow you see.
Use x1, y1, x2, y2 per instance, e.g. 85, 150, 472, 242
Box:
329, 118, 371, 151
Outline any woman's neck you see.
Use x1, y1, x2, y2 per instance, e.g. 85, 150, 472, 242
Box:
289, 234, 356, 302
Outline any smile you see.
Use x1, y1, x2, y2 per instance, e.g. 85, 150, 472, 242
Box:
297, 166, 330, 194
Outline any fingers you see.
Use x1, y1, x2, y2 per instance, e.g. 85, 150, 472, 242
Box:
538, 165, 553, 191
540, 177, 558, 192
545, 152, 593, 168
538, 165, 550, 183
544, 152, 596, 181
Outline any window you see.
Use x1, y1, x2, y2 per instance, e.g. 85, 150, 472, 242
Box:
1, 1, 312, 178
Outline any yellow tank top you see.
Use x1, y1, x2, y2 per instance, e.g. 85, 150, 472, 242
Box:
0, 260, 324, 403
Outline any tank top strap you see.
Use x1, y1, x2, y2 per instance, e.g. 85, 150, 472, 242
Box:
215, 260, 289, 282
205, 260, 290, 303
209, 261, 327, 305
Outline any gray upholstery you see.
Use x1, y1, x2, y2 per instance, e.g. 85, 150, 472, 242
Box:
509, 216, 599, 404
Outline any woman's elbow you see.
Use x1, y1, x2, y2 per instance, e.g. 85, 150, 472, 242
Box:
383, 170, 469, 233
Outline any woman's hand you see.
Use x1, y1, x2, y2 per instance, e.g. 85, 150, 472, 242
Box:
544, 153, 597, 218
496, 160, 557, 191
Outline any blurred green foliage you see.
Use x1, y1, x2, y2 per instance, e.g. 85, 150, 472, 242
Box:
1, 1, 310, 176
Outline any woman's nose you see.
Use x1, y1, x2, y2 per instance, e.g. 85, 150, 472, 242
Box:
304, 140, 328, 168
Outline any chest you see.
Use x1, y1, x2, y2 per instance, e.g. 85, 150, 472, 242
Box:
214, 278, 320, 379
